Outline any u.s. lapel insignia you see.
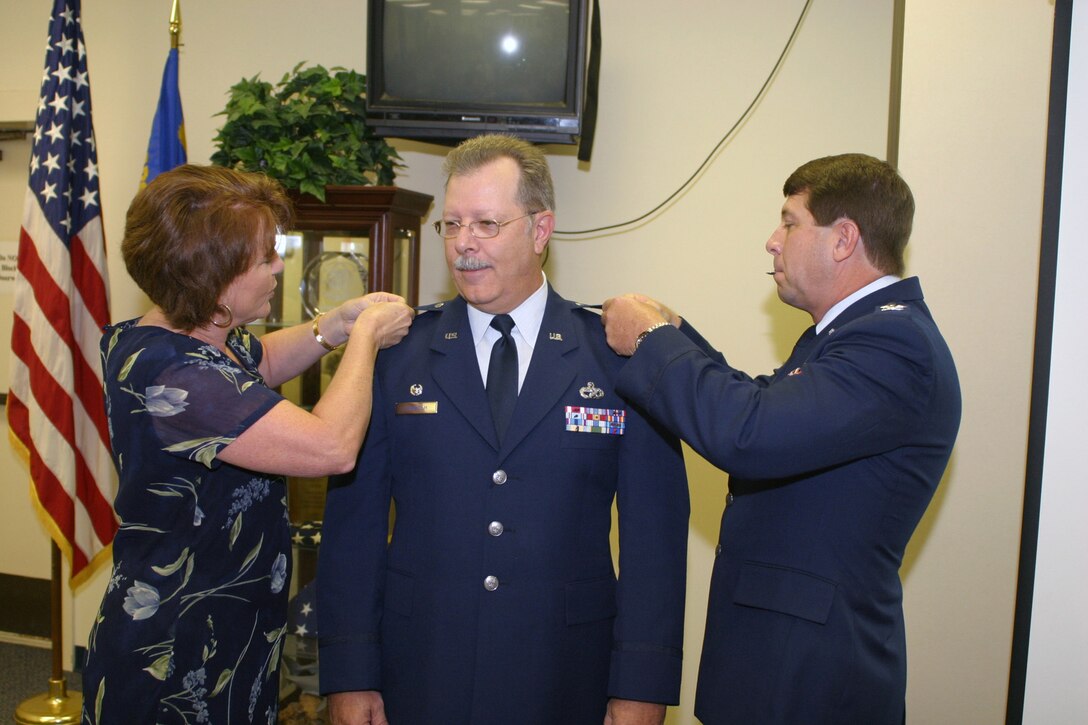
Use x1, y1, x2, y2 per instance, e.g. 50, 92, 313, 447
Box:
410, 384, 423, 396
444, 332, 458, 340
579, 381, 605, 399
549, 332, 563, 341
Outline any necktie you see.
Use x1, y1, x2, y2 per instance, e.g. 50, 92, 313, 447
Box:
487, 314, 519, 442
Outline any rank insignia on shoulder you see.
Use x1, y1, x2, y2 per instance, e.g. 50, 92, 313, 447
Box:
879, 303, 907, 312
579, 381, 605, 399
565, 406, 625, 435
414, 301, 446, 314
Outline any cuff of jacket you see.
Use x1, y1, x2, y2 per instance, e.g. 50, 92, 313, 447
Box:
317, 636, 382, 695
617, 322, 688, 404
607, 644, 684, 705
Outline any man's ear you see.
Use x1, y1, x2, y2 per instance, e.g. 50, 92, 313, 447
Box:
831, 217, 862, 263
532, 210, 555, 255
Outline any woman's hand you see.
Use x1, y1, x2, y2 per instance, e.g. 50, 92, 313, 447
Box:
353, 299, 414, 349
324, 293, 410, 347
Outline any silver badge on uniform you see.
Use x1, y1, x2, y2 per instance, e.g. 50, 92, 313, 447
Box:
410, 384, 423, 396
579, 381, 605, 399
549, 332, 563, 341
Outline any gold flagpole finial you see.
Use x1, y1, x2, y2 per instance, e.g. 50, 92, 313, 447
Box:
169, 0, 182, 49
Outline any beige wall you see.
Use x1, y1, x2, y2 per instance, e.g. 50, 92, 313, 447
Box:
896, 1, 1053, 721
0, 0, 1054, 721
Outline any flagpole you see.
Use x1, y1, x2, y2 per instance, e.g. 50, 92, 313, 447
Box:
170, 0, 181, 48
14, 543, 81, 724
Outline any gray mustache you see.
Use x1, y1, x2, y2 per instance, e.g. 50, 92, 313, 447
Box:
454, 256, 491, 271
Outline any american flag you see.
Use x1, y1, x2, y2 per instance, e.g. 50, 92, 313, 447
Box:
7, 0, 116, 586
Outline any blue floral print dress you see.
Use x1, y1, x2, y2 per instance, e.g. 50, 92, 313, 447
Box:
82, 319, 292, 724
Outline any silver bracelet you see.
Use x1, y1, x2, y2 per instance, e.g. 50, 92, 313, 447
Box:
634, 322, 670, 352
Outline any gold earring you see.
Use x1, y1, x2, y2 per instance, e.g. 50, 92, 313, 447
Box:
210, 303, 234, 329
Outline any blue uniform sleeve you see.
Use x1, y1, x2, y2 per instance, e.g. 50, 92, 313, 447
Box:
608, 398, 690, 704
317, 373, 392, 694
618, 314, 944, 480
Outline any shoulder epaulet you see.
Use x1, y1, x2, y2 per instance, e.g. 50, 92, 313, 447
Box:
572, 301, 603, 315
414, 301, 448, 315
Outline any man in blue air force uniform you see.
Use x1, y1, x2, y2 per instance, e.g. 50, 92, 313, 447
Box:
601, 154, 961, 724
318, 134, 689, 725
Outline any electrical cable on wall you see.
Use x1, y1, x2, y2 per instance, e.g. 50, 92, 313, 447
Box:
554, 0, 814, 237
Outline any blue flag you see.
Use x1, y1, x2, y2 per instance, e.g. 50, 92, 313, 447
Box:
141, 47, 186, 188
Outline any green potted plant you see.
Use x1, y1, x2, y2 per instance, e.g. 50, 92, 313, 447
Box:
211, 63, 401, 201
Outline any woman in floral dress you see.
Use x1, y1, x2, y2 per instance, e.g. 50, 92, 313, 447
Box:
81, 165, 413, 724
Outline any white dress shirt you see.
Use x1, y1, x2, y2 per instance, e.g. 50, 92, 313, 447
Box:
467, 274, 549, 393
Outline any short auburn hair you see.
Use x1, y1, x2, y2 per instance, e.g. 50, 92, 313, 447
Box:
121, 165, 293, 330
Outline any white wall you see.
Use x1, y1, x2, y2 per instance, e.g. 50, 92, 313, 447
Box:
1022, 2, 1088, 722
0, 0, 1057, 721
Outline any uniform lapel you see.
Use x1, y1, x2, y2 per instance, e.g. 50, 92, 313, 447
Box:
498, 289, 578, 456
773, 325, 818, 382
425, 297, 500, 447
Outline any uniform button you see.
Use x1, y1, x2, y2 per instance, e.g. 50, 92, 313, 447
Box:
484, 575, 499, 591
488, 521, 504, 536
726, 492, 734, 504
492, 470, 508, 485
715, 544, 722, 556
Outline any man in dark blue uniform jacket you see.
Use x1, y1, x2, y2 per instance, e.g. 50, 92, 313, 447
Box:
601, 154, 961, 724
318, 134, 690, 725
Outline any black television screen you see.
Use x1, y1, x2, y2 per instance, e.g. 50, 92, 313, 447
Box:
366, 0, 589, 145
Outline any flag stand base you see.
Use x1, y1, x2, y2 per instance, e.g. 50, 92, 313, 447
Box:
13, 544, 83, 724
14, 677, 82, 724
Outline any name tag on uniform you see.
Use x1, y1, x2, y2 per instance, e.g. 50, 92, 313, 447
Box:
565, 406, 625, 435
396, 401, 438, 415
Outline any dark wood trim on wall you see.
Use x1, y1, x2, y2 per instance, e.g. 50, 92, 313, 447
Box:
887, 0, 905, 167
0, 573, 51, 639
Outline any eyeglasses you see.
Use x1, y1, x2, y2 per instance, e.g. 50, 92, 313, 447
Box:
433, 211, 543, 240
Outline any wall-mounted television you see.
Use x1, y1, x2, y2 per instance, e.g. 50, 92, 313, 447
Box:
365, 0, 590, 145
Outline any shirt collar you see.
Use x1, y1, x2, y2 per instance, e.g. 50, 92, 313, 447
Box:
816, 275, 900, 334
467, 273, 549, 347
